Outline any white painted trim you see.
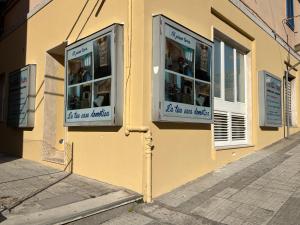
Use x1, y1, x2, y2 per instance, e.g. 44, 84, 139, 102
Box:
214, 39, 249, 147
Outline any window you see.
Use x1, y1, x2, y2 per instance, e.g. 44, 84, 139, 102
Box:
65, 24, 123, 126
286, 75, 297, 127
152, 15, 213, 123
7, 65, 36, 128
0, 74, 5, 121
286, 0, 295, 30
213, 39, 248, 147
214, 40, 221, 98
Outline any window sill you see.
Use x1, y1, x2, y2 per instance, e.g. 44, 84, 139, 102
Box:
215, 144, 254, 151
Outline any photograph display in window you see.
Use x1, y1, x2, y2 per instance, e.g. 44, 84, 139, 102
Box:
165, 72, 194, 105
66, 34, 113, 123
165, 38, 194, 77
68, 84, 92, 110
195, 43, 211, 82
94, 78, 111, 107
195, 81, 210, 107
93, 36, 111, 79
162, 24, 213, 121
68, 53, 92, 85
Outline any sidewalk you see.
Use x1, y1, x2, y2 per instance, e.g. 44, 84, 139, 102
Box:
0, 154, 141, 225
99, 134, 300, 225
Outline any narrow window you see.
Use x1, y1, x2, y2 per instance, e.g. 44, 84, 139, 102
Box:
214, 40, 221, 98
224, 44, 234, 102
236, 52, 245, 103
286, 0, 295, 30
286, 76, 296, 127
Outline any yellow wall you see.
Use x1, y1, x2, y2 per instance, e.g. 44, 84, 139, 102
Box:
0, 0, 300, 197
143, 0, 300, 196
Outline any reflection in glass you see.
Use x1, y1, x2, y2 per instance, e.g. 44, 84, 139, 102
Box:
165, 38, 194, 77
225, 44, 234, 102
214, 40, 221, 98
68, 53, 92, 85
93, 78, 111, 107
94, 35, 112, 79
195, 81, 210, 107
165, 72, 194, 105
68, 84, 92, 110
195, 43, 211, 82
237, 52, 245, 103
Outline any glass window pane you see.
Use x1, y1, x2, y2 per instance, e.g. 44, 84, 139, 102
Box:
237, 52, 245, 103
165, 38, 194, 77
68, 53, 92, 85
195, 43, 211, 82
224, 44, 234, 102
68, 84, 92, 110
195, 81, 210, 107
165, 72, 194, 105
93, 35, 112, 79
214, 40, 221, 98
94, 78, 111, 107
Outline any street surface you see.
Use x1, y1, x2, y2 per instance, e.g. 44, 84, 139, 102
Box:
96, 134, 300, 225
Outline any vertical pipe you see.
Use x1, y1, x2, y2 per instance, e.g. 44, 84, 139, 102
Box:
286, 70, 289, 139
125, 0, 133, 134
144, 130, 153, 203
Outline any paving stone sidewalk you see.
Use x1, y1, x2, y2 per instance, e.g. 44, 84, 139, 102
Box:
100, 134, 300, 225
0, 154, 136, 223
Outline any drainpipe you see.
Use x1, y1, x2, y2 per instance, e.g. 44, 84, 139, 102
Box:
144, 131, 153, 203
126, 127, 153, 203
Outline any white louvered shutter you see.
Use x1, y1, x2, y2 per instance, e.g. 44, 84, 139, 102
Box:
214, 112, 229, 142
231, 114, 246, 141
214, 111, 247, 146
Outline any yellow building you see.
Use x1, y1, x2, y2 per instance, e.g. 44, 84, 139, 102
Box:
0, 0, 300, 202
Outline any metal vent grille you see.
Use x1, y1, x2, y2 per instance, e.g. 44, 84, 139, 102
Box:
214, 112, 229, 141
231, 114, 246, 141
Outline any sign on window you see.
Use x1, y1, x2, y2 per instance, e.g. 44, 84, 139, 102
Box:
152, 15, 213, 123
259, 71, 282, 127
7, 65, 36, 128
65, 24, 123, 126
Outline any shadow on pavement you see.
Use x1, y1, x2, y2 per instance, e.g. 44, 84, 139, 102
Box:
0, 154, 19, 164
0, 213, 7, 223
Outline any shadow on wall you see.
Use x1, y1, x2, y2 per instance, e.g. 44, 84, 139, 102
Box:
154, 122, 211, 131
0, 0, 30, 157
260, 126, 279, 131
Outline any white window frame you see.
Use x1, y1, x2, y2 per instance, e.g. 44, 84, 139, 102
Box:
214, 39, 249, 147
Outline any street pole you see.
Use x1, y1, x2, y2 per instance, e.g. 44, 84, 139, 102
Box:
285, 70, 289, 139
